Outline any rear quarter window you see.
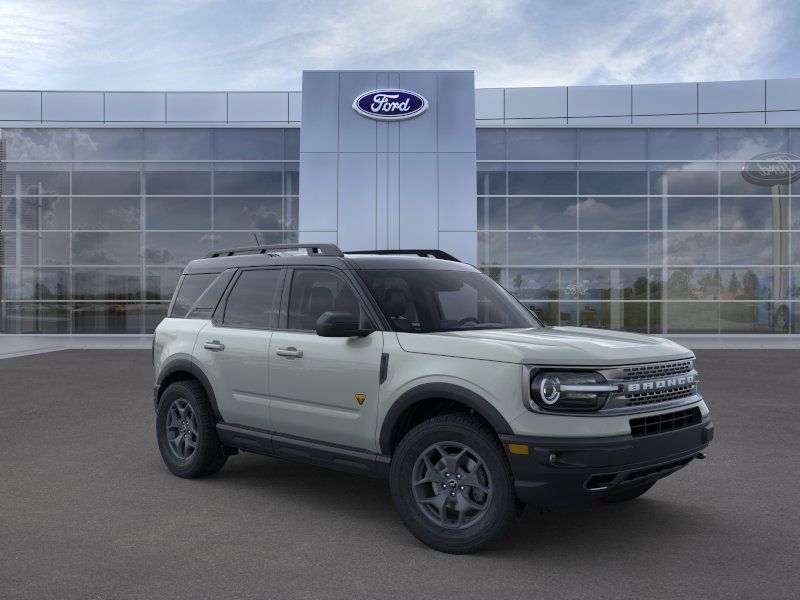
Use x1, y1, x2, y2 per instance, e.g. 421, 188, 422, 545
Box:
169, 273, 219, 318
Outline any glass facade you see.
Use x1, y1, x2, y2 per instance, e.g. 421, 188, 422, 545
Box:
0, 128, 299, 333
477, 128, 800, 334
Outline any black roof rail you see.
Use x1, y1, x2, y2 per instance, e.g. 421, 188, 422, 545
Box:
205, 243, 344, 259
344, 249, 460, 262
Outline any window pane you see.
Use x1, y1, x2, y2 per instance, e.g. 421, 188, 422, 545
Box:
72, 171, 141, 195
5, 168, 70, 195
285, 129, 300, 159
211, 231, 294, 250
145, 197, 211, 230
213, 197, 284, 230
20, 232, 70, 265
72, 232, 140, 265
171, 273, 218, 318
508, 167, 576, 195
508, 232, 577, 265
720, 168, 773, 195
666, 268, 720, 300
720, 232, 775, 265
579, 170, 647, 195
143, 129, 213, 160
667, 233, 719, 265
720, 267, 784, 301
214, 129, 284, 160
579, 233, 649, 265
73, 129, 142, 160
719, 302, 779, 333
72, 303, 142, 333
20, 196, 70, 230
667, 197, 718, 230
477, 197, 506, 230
477, 129, 505, 160
578, 301, 648, 333
144, 170, 210, 195
287, 269, 362, 330
4, 129, 72, 160
506, 268, 577, 301
579, 129, 646, 160
145, 303, 170, 333
508, 197, 576, 230
477, 164, 505, 195
72, 268, 141, 300
146, 268, 182, 300
1, 303, 70, 333
507, 129, 575, 160
648, 129, 718, 161
578, 197, 647, 230
222, 269, 283, 328
720, 197, 785, 230
213, 167, 282, 195
72, 197, 141, 230
665, 301, 719, 333
145, 232, 211, 266
2, 267, 69, 300
649, 167, 717, 195
718, 129, 788, 160
284, 163, 299, 196
578, 268, 650, 300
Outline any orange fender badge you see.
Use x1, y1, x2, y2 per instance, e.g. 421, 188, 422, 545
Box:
354, 393, 367, 405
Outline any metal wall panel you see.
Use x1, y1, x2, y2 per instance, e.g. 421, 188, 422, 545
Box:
475, 88, 504, 120
228, 92, 289, 122
698, 111, 766, 125
398, 72, 438, 152
338, 72, 377, 153
766, 111, 800, 126
766, 78, 800, 111
633, 82, 696, 115
105, 92, 165, 122
166, 92, 226, 122
698, 80, 764, 114
632, 114, 698, 125
298, 152, 338, 232
289, 92, 302, 122
439, 231, 477, 265
438, 153, 477, 231
505, 86, 567, 119
299, 72, 339, 152
438, 71, 476, 152
42, 92, 103, 121
338, 153, 377, 249
568, 84, 631, 117
399, 153, 438, 248
0, 91, 41, 121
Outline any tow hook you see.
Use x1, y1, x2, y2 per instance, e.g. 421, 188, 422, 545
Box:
696, 452, 707, 460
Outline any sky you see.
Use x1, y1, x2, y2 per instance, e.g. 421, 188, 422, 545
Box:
0, 0, 797, 91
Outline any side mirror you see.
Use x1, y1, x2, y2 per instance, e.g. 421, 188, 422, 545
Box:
315, 311, 373, 337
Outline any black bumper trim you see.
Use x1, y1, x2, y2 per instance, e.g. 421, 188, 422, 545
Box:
500, 418, 714, 508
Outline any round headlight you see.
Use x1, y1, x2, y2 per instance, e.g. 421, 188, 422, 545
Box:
538, 376, 561, 405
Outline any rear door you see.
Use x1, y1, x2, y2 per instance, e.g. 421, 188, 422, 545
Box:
193, 267, 285, 428
268, 267, 384, 451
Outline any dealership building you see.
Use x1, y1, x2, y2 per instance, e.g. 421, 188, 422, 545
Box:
1, 70, 799, 340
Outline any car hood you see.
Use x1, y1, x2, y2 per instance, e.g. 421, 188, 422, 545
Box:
395, 326, 693, 366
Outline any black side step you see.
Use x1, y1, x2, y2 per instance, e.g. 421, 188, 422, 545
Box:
216, 423, 390, 479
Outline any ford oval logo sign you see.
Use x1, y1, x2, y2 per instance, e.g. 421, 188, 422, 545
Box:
742, 152, 800, 186
353, 89, 428, 121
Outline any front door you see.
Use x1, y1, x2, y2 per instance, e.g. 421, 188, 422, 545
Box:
193, 268, 285, 428
268, 268, 384, 451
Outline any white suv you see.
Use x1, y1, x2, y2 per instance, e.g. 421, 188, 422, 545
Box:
153, 243, 713, 554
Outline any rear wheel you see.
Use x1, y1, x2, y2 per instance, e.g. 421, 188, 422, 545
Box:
156, 380, 227, 478
390, 414, 521, 554
599, 481, 654, 503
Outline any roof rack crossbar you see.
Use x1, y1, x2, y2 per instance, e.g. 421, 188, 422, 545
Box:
205, 243, 344, 259
345, 249, 460, 262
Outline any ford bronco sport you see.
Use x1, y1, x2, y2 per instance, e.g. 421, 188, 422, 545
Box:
153, 243, 713, 554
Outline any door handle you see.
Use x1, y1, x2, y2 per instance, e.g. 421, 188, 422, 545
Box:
276, 346, 303, 358
203, 340, 225, 351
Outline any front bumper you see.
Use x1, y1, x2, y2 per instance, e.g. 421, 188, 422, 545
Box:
500, 418, 714, 508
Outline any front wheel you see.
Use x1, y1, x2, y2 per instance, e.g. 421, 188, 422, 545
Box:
390, 414, 521, 554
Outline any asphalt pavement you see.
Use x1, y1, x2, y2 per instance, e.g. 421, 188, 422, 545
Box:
0, 349, 798, 599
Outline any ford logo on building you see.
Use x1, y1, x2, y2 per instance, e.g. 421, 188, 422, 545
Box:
742, 152, 800, 186
352, 89, 428, 121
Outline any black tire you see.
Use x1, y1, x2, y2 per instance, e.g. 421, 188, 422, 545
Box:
599, 481, 654, 503
390, 413, 521, 554
156, 380, 227, 478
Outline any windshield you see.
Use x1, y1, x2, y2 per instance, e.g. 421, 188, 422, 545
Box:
357, 269, 543, 333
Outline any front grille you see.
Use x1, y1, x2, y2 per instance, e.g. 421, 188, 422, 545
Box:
624, 384, 696, 407
629, 407, 702, 437
621, 359, 693, 381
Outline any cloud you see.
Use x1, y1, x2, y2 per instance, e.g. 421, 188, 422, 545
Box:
0, 0, 795, 90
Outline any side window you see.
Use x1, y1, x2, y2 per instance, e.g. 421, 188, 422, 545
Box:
287, 269, 365, 330
170, 273, 218, 318
222, 269, 283, 329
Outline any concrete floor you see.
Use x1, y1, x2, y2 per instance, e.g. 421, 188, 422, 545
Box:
0, 349, 798, 599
